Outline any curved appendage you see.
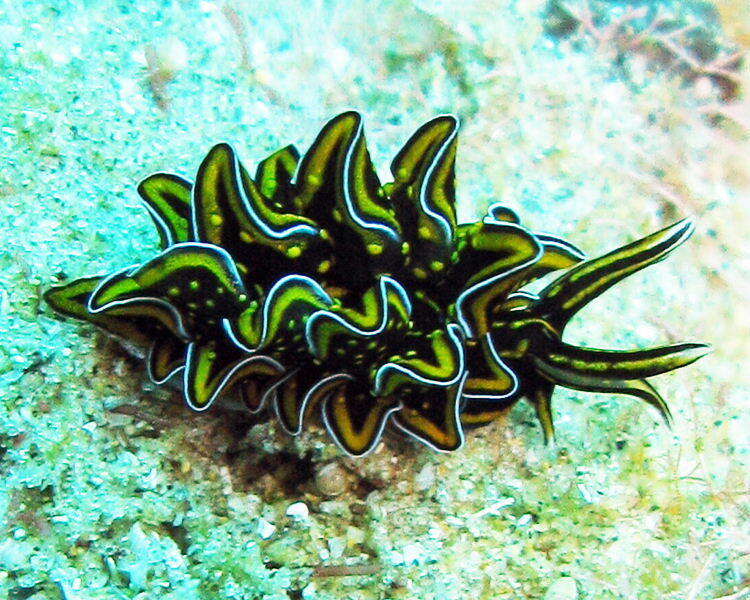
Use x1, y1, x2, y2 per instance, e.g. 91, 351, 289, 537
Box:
527, 338, 709, 426
87, 243, 250, 341
138, 173, 193, 249
192, 143, 324, 279
533, 234, 586, 269
453, 221, 543, 337
183, 336, 285, 412
294, 112, 402, 282
536, 219, 694, 330
531, 356, 674, 426
484, 203, 520, 224
388, 115, 459, 278
255, 144, 300, 210
475, 219, 709, 443
541, 341, 710, 380
525, 378, 556, 444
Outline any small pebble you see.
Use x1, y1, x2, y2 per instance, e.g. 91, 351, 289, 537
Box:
286, 502, 310, 520
256, 518, 276, 539
414, 463, 435, 491
544, 577, 579, 600
327, 536, 346, 559
402, 542, 424, 565
517, 514, 533, 527
346, 526, 365, 545
315, 463, 348, 497
349, 501, 367, 515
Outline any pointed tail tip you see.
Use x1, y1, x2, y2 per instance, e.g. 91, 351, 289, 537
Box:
42, 286, 66, 312
686, 343, 712, 363
672, 216, 696, 239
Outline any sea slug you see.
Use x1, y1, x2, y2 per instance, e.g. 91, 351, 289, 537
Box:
45, 112, 709, 456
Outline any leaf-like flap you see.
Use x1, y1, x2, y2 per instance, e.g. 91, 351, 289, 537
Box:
183, 337, 284, 411
275, 371, 351, 435
44, 276, 159, 347
138, 173, 193, 248
453, 221, 542, 337
489, 235, 586, 303
147, 335, 187, 384
389, 115, 459, 275
294, 112, 402, 276
255, 144, 300, 209
192, 143, 321, 270
321, 378, 401, 456
305, 276, 411, 361
239, 366, 289, 413
461, 334, 518, 401
390, 372, 467, 452
88, 243, 249, 340
373, 323, 464, 396
295, 113, 396, 227
225, 274, 334, 352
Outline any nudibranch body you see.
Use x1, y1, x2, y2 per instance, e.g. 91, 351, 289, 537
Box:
45, 112, 709, 456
